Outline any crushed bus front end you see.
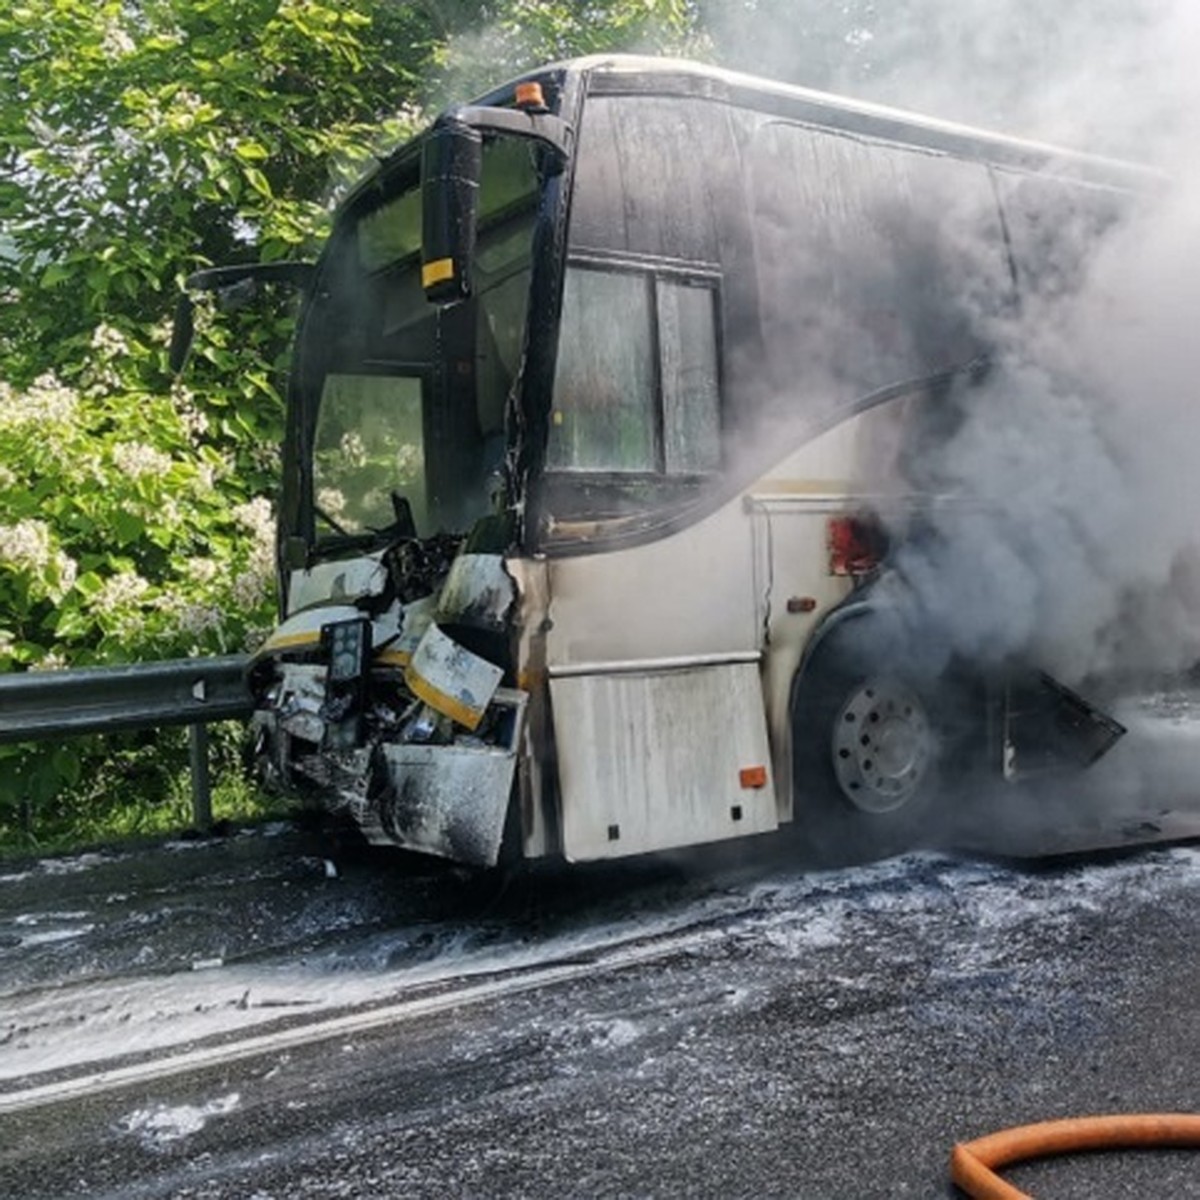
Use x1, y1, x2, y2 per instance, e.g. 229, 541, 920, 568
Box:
248, 537, 527, 866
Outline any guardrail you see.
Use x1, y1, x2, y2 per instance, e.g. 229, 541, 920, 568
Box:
0, 656, 255, 829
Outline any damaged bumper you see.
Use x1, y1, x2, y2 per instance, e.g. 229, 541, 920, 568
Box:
249, 545, 526, 867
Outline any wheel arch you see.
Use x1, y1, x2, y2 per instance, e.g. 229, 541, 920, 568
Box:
787, 595, 885, 724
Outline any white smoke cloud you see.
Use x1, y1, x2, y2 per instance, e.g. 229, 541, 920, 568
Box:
702, 1, 1200, 687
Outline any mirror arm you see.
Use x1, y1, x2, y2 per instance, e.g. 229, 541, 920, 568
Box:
184, 261, 316, 293
169, 260, 316, 376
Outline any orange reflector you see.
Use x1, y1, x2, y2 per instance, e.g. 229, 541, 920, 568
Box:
739, 765, 768, 789
515, 81, 546, 110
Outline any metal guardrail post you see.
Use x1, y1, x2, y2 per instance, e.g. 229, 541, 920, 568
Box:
189, 723, 213, 831
0, 655, 255, 837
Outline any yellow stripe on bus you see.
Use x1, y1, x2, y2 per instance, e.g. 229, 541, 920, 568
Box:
260, 630, 322, 653
405, 668, 484, 731
375, 649, 412, 668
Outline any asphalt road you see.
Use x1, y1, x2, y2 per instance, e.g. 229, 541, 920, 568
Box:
3, 811, 1200, 1199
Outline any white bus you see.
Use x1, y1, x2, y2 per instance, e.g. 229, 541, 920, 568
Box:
190, 56, 1149, 867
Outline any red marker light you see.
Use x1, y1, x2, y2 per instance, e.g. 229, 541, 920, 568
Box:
827, 514, 886, 577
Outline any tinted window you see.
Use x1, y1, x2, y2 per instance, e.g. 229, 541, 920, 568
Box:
659, 279, 720, 473
994, 170, 1126, 303
548, 266, 721, 478
568, 95, 726, 262
314, 374, 426, 534
548, 269, 657, 472
749, 122, 1010, 404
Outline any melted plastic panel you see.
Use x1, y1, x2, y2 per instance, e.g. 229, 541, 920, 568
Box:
549, 660, 777, 860
286, 553, 389, 616
376, 689, 525, 866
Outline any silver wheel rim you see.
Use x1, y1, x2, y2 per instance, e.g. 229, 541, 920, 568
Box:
831, 677, 934, 814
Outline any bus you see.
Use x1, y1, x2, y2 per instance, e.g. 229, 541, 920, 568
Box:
183, 55, 1151, 868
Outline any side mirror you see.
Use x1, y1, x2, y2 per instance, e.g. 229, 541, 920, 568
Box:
421, 117, 482, 305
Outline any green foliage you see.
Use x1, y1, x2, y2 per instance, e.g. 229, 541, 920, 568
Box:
0, 0, 709, 845
0, 0, 431, 837
0, 722, 279, 856
427, 0, 708, 103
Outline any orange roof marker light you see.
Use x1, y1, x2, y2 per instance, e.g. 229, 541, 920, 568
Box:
514, 81, 548, 112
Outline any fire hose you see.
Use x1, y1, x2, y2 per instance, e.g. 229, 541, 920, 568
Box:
951, 1113, 1200, 1199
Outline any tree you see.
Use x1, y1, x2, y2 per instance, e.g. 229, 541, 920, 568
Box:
0, 0, 706, 844
0, 0, 443, 837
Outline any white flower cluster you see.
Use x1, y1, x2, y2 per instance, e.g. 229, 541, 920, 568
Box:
231, 497, 277, 611
316, 487, 347, 516
167, 381, 211, 443
394, 442, 422, 479
176, 399, 210, 442
0, 464, 17, 490
172, 88, 205, 114
101, 22, 136, 59
157, 595, 225, 643
30, 650, 68, 672
340, 431, 368, 468
0, 374, 79, 429
232, 496, 275, 539
91, 570, 150, 616
0, 519, 78, 599
232, 564, 273, 610
90, 322, 130, 359
183, 557, 220, 586
80, 323, 131, 391
1, 519, 50, 571
112, 441, 174, 480
248, 441, 280, 476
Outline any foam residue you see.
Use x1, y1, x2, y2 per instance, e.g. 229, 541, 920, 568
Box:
119, 1092, 241, 1148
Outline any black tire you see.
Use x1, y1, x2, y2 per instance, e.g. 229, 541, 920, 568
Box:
790, 615, 977, 866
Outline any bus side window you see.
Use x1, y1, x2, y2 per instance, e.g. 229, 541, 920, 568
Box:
748, 121, 1010, 406
548, 265, 721, 476
658, 278, 720, 473
547, 267, 657, 472
994, 171, 1125, 304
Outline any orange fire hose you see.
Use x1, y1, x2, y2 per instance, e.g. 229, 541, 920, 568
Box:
951, 1114, 1200, 1199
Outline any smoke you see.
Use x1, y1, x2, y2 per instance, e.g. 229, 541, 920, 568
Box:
704, 1, 1200, 688
703, 0, 1197, 161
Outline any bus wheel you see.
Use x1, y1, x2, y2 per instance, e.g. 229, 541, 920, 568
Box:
791, 626, 955, 865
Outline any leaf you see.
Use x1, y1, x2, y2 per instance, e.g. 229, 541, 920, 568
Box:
54, 608, 91, 639
243, 166, 273, 198
112, 509, 146, 545
233, 140, 270, 161
39, 262, 71, 288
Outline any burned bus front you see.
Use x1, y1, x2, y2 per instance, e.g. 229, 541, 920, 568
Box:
247, 87, 569, 866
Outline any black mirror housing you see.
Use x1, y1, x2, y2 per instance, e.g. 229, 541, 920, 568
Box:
421, 118, 482, 304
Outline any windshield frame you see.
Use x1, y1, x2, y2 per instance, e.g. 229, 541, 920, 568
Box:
276, 82, 574, 594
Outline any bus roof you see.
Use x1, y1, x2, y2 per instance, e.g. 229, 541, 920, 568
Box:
490, 54, 1160, 189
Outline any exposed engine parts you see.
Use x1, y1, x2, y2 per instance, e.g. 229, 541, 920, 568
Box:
248, 536, 524, 867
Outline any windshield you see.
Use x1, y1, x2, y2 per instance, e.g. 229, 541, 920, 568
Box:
313, 373, 427, 534
300, 134, 540, 546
